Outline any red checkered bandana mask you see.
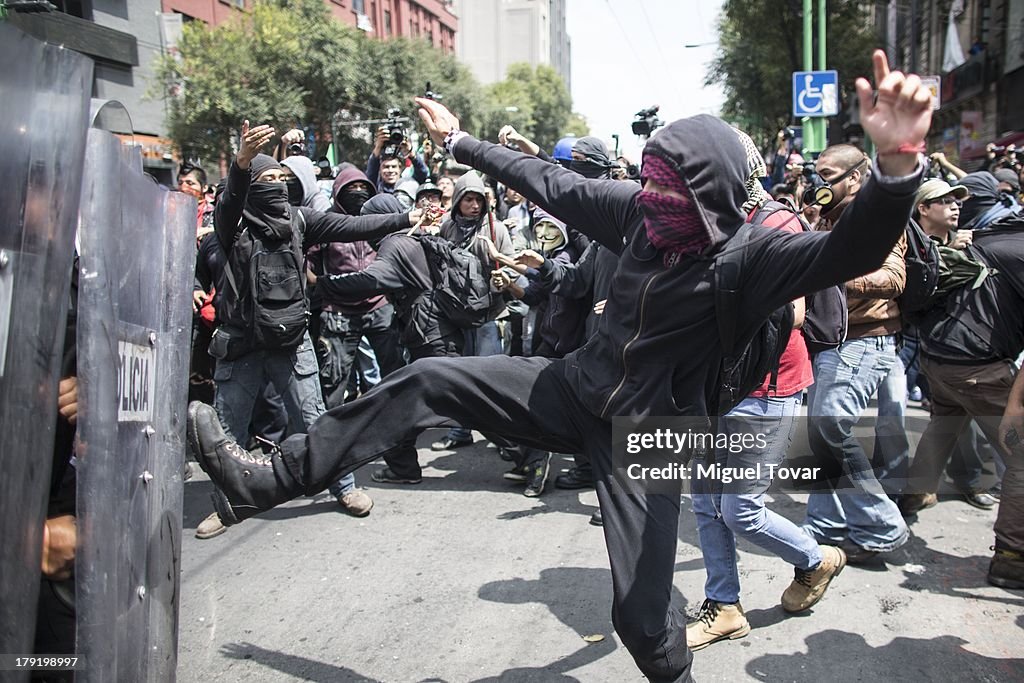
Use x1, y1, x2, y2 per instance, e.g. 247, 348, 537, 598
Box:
637, 154, 709, 261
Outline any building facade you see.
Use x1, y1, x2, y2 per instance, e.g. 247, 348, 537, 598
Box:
874, 0, 1022, 167
161, 0, 457, 53
10, 0, 175, 179
9, 0, 457, 182
453, 0, 571, 89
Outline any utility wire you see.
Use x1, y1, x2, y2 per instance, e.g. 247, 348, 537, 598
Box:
602, 0, 658, 93
637, 0, 671, 67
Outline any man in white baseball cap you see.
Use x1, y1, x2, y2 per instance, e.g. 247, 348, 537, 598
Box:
915, 178, 970, 245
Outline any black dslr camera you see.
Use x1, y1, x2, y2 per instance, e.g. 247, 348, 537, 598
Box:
631, 105, 663, 138
382, 107, 411, 159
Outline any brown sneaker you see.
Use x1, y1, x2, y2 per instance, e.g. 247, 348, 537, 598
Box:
988, 546, 1024, 589
686, 599, 750, 651
195, 512, 227, 539
338, 489, 374, 517
781, 545, 847, 613
899, 492, 938, 517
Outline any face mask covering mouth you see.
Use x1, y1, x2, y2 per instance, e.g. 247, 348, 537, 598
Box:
340, 187, 373, 215
244, 181, 292, 240
570, 159, 609, 179
285, 176, 304, 206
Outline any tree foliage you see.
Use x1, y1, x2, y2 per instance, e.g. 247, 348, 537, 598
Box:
154, 0, 586, 169
706, 0, 876, 148
478, 63, 584, 152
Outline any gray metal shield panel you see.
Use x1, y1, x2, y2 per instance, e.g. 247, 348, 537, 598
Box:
0, 22, 93, 674
75, 129, 195, 682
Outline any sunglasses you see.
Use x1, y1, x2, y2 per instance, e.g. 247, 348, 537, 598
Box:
927, 196, 962, 207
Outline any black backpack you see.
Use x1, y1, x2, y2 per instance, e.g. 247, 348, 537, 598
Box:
714, 221, 795, 415
417, 233, 492, 329
224, 212, 309, 350
897, 217, 941, 320
748, 201, 848, 354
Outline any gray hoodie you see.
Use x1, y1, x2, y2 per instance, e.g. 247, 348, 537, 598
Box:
440, 171, 515, 319
282, 156, 332, 212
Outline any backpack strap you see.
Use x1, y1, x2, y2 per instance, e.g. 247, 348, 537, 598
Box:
715, 222, 754, 355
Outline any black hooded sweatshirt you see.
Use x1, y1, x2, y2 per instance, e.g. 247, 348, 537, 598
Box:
451, 116, 922, 419
214, 160, 412, 336
316, 194, 458, 349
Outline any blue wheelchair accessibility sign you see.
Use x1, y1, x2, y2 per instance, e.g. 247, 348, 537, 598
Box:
793, 70, 839, 117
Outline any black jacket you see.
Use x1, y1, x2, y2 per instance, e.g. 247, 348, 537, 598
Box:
317, 233, 456, 349
918, 228, 1024, 363
213, 161, 412, 334
453, 117, 922, 419
541, 239, 621, 340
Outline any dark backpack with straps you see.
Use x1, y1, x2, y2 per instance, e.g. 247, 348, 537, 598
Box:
224, 212, 309, 350
417, 233, 492, 329
747, 201, 847, 355
897, 217, 941, 320
714, 221, 795, 415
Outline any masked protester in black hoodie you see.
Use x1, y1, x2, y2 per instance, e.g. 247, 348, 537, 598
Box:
306, 164, 405, 409
205, 121, 419, 520
189, 56, 932, 682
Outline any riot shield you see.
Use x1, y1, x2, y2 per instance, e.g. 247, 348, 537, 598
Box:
75, 129, 195, 682
0, 23, 93, 676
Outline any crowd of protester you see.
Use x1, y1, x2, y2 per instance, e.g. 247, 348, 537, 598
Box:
168, 51, 1023, 682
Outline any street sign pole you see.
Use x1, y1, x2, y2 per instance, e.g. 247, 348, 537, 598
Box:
802, 0, 814, 155
817, 0, 827, 151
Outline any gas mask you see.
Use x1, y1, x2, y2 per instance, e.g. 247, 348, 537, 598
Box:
801, 158, 866, 214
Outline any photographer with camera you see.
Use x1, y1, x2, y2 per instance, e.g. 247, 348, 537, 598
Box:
366, 110, 430, 194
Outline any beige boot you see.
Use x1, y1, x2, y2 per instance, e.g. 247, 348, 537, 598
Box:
338, 488, 374, 517
686, 599, 751, 651
781, 545, 847, 613
195, 511, 227, 539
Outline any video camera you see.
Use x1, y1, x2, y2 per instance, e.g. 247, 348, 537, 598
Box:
382, 107, 411, 159
631, 105, 663, 138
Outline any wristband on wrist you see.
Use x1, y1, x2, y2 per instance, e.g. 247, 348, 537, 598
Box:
878, 142, 927, 156
444, 129, 468, 155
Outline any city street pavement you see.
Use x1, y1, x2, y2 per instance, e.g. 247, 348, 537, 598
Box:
178, 406, 1024, 682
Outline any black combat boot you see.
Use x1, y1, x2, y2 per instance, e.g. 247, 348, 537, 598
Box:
187, 402, 301, 525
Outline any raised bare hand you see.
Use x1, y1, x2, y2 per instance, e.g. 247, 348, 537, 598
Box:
237, 120, 276, 170
416, 97, 460, 147
856, 50, 932, 176
281, 128, 304, 146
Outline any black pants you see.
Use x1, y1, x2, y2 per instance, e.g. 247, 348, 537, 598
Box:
278, 355, 693, 682
317, 304, 405, 409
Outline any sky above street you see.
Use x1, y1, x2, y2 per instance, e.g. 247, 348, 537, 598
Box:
565, 0, 725, 161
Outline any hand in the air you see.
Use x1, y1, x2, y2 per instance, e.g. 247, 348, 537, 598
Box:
416, 97, 461, 147
857, 50, 932, 176
237, 120, 276, 170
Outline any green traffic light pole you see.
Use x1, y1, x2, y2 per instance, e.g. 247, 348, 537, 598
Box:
801, 0, 828, 156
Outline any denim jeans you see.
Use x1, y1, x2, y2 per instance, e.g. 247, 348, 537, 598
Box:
213, 332, 355, 496
873, 349, 909, 496
448, 321, 506, 442
803, 335, 908, 552
692, 394, 821, 603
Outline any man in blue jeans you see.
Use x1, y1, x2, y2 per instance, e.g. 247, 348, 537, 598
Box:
205, 124, 422, 528
687, 170, 844, 651
187, 57, 932, 681
802, 143, 910, 562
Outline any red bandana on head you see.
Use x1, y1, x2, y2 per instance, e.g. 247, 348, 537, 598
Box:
637, 154, 710, 264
